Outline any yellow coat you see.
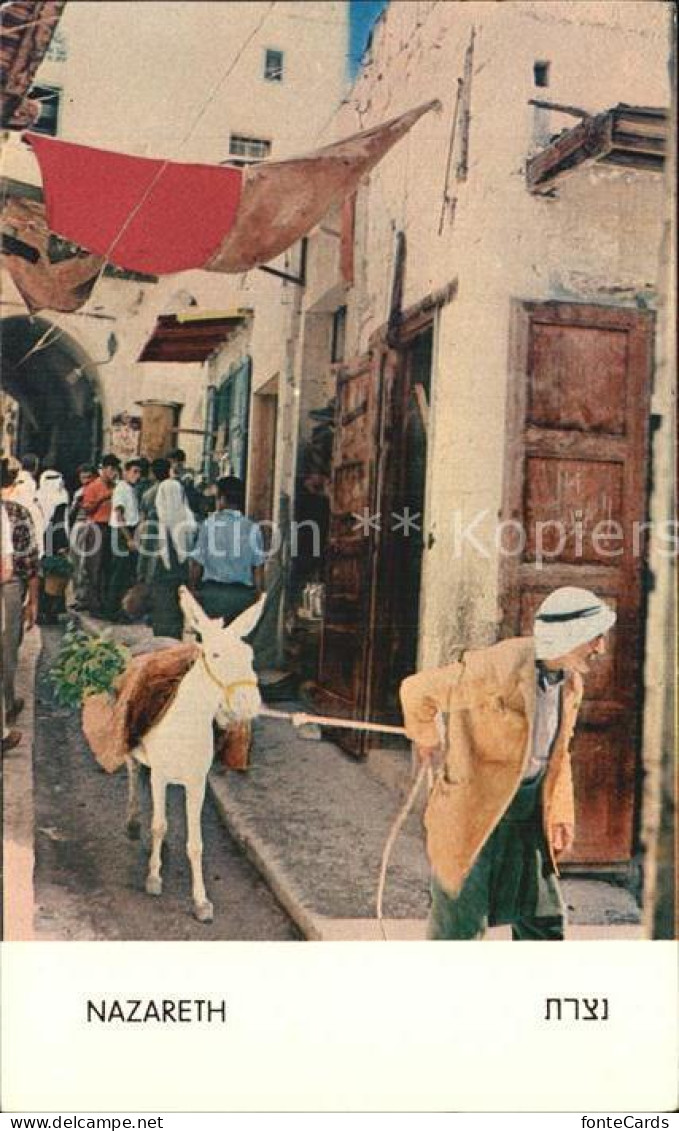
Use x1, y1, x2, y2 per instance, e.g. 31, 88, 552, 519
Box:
400, 636, 583, 896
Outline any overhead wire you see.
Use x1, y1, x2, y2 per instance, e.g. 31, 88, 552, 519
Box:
85, 0, 278, 298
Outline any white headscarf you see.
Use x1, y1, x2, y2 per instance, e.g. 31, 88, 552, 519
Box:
11, 469, 46, 545
38, 470, 69, 529
534, 587, 616, 660
156, 478, 197, 568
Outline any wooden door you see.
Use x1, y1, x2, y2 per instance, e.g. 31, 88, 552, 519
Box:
501, 301, 654, 863
315, 351, 383, 754
249, 378, 278, 525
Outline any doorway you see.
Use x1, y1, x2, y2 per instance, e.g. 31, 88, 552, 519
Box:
248, 375, 279, 525
315, 319, 433, 754
214, 356, 252, 486
371, 325, 432, 724
1, 315, 102, 487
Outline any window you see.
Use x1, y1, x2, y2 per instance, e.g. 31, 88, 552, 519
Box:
27, 84, 61, 136
331, 306, 347, 364
264, 48, 284, 82
228, 134, 272, 167
533, 61, 550, 88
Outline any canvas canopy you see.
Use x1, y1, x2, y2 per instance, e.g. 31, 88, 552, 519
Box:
3, 100, 439, 312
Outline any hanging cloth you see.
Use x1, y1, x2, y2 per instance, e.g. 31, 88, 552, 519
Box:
24, 100, 440, 277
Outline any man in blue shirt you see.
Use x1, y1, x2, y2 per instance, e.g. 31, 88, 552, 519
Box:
188, 476, 266, 624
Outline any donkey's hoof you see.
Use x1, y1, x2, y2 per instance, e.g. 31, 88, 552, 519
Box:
146, 876, 162, 897
126, 819, 141, 841
194, 900, 214, 923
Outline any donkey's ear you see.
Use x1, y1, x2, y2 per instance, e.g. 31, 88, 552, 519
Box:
178, 585, 211, 634
228, 593, 267, 640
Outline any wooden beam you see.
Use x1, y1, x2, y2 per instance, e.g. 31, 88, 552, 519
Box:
526, 111, 613, 192
527, 102, 669, 192
369, 277, 458, 350
528, 98, 591, 119
613, 103, 669, 122
615, 117, 668, 138
170, 426, 219, 437
601, 151, 665, 172
610, 131, 666, 155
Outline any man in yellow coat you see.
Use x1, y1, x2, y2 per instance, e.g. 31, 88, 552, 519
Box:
400, 587, 616, 940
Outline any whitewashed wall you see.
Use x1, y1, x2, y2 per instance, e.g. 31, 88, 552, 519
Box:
300, 0, 670, 665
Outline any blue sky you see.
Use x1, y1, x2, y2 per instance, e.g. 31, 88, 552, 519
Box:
349, 0, 388, 77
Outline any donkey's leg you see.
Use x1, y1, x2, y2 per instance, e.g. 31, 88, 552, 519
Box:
185, 780, 212, 922
125, 756, 141, 840
146, 771, 167, 897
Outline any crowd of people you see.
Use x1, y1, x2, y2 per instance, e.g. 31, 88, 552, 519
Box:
1, 447, 267, 755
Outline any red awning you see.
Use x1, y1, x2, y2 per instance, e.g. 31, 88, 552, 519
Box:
138, 311, 251, 363
24, 100, 440, 278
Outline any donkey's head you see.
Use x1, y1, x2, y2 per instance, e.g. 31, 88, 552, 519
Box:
178, 586, 265, 721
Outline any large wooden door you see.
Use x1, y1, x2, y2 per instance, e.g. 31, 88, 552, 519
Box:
316, 351, 383, 754
501, 301, 654, 863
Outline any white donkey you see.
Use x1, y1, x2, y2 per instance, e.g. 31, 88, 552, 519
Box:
125, 585, 264, 922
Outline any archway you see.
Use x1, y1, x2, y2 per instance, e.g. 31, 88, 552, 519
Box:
1, 315, 102, 489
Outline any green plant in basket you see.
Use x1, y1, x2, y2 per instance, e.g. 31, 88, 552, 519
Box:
49, 624, 130, 709
41, 553, 74, 578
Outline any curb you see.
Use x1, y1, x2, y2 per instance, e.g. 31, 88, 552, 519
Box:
3, 627, 41, 941
206, 778, 646, 942
208, 770, 431, 942
208, 771, 324, 940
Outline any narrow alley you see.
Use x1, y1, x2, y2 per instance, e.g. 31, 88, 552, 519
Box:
31, 626, 301, 942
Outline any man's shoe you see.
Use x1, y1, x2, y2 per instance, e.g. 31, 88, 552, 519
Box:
2, 730, 22, 754
6, 698, 24, 723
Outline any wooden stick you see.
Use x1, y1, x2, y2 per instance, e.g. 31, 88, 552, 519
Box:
259, 706, 407, 738
528, 98, 591, 119
438, 78, 463, 236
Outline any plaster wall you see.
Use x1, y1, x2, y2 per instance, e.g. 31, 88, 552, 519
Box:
36, 1, 348, 161
309, 0, 670, 666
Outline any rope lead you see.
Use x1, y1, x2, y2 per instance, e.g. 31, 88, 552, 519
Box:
376, 760, 431, 941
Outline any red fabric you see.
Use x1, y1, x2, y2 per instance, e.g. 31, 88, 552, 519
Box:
81, 477, 112, 524
26, 133, 243, 275
23, 101, 439, 282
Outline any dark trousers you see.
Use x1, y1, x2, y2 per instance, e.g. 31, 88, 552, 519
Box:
198, 581, 257, 626
105, 527, 137, 617
428, 775, 565, 941
84, 523, 111, 613
429, 878, 564, 941
150, 555, 188, 640
38, 584, 66, 624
